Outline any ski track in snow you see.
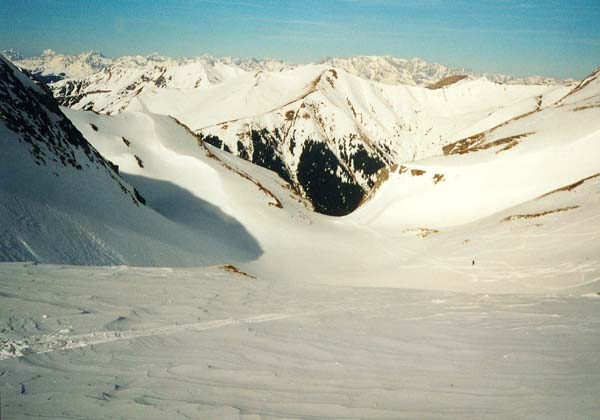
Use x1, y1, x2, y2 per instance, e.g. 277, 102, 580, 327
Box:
1, 264, 600, 419
1, 311, 334, 360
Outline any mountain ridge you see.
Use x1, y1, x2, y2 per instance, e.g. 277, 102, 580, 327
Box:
3, 48, 576, 87
37, 56, 571, 215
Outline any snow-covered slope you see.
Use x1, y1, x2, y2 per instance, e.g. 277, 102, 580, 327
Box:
49, 59, 568, 214
51, 60, 255, 113
6, 49, 577, 215
3, 48, 599, 290
62, 107, 313, 225
0, 54, 262, 266
3, 47, 600, 420
352, 66, 600, 231
59, 78, 600, 295
2, 261, 600, 419
139, 67, 568, 215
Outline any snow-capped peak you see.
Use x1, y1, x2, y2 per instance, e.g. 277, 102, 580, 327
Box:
1, 48, 24, 61
317, 55, 574, 86
5, 49, 110, 82
4, 49, 575, 87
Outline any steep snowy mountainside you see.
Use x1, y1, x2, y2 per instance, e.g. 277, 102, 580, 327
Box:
61, 106, 600, 292
0, 55, 261, 266
51, 60, 253, 113
63, 108, 312, 222
555, 67, 600, 108
25, 48, 570, 215
351, 66, 600, 231
60, 62, 565, 215
0, 54, 138, 199
172, 69, 566, 215
63, 108, 324, 266
4, 49, 576, 216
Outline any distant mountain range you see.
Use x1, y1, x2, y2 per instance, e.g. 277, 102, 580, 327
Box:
2, 48, 576, 87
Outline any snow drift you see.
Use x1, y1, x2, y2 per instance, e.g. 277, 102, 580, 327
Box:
0, 55, 261, 266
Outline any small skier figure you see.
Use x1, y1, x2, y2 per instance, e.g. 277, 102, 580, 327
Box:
472, 260, 475, 266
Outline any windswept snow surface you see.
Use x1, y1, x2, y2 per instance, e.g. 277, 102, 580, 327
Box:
1, 263, 599, 419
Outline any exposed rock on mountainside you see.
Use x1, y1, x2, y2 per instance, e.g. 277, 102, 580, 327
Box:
0, 54, 262, 265
351, 65, 600, 230
189, 68, 567, 215
427, 74, 468, 89
0, 54, 143, 204
44, 62, 568, 215
3, 50, 575, 215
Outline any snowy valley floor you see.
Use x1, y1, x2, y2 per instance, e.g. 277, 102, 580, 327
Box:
1, 263, 599, 419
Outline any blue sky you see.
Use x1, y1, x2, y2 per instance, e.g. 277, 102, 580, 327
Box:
1, 0, 599, 78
